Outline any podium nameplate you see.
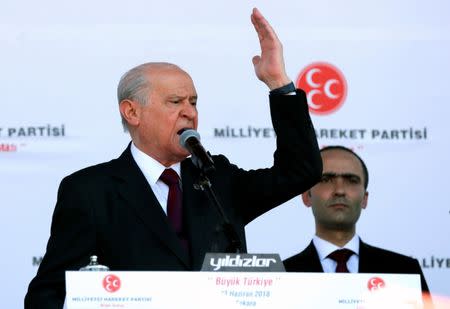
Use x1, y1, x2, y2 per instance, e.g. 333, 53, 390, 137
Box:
201, 253, 285, 272
66, 271, 422, 308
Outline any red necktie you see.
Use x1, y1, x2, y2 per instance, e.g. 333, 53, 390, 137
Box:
159, 169, 183, 235
328, 249, 354, 273
159, 169, 190, 253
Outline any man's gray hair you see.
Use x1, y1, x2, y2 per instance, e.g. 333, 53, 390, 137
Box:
117, 62, 180, 131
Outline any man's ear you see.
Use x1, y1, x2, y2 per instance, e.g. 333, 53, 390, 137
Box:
361, 191, 369, 210
119, 99, 140, 127
302, 191, 313, 208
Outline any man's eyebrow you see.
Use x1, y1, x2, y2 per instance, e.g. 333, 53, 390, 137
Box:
167, 94, 198, 100
167, 94, 184, 99
322, 172, 361, 179
322, 172, 337, 177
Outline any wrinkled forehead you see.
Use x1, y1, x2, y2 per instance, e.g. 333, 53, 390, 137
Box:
148, 66, 196, 93
321, 149, 364, 177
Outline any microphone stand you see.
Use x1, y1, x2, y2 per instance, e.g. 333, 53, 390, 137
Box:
194, 172, 242, 253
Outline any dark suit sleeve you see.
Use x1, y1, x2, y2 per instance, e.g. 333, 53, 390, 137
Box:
413, 259, 430, 293
231, 90, 322, 223
25, 175, 96, 309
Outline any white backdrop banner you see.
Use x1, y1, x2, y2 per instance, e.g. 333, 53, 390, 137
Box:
1, 1, 449, 307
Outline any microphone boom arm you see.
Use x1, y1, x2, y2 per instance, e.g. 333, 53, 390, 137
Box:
195, 173, 243, 254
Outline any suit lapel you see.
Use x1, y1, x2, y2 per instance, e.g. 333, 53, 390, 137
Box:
284, 241, 324, 272
181, 159, 217, 269
305, 241, 325, 272
110, 145, 190, 268
357, 239, 373, 273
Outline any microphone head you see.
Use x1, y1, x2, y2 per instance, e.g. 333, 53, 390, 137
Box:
179, 129, 201, 149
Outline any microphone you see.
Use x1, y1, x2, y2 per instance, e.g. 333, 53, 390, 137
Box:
179, 129, 215, 174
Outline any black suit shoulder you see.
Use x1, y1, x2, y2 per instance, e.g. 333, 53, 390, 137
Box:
358, 242, 430, 292
61, 147, 133, 183
359, 242, 423, 274
59, 160, 114, 190
283, 241, 323, 272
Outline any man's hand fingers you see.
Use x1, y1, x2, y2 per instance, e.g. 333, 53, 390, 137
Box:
251, 7, 278, 43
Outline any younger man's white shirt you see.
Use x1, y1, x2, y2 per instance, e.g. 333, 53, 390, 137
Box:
312, 234, 360, 273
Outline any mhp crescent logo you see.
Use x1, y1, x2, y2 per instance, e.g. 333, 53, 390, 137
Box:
296, 62, 347, 115
103, 274, 121, 293
367, 277, 386, 291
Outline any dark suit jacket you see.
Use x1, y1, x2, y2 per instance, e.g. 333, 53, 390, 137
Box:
283, 240, 430, 293
25, 91, 322, 309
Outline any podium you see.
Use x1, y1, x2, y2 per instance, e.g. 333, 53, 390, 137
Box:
66, 271, 423, 308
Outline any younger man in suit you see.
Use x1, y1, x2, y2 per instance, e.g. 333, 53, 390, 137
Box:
283, 145, 430, 294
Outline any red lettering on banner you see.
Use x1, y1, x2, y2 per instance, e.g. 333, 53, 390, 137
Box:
0, 143, 17, 152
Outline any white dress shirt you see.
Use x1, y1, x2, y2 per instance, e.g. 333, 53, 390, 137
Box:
312, 234, 360, 273
130, 142, 181, 215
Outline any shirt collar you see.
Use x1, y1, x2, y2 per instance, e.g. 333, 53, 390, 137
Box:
313, 234, 360, 262
130, 142, 181, 184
